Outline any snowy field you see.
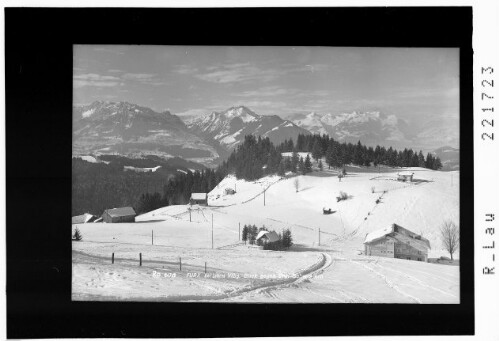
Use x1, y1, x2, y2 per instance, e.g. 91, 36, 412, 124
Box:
73, 165, 460, 303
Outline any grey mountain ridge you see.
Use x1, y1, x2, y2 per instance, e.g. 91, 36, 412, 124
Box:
186, 106, 310, 150
72, 101, 222, 166
73, 101, 458, 169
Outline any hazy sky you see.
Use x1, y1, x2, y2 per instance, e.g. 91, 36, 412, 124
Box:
73, 45, 459, 124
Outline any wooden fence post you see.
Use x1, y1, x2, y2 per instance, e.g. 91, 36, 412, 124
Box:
152, 230, 154, 245
112, 252, 114, 264
205, 262, 207, 273
179, 257, 182, 271
139, 253, 142, 266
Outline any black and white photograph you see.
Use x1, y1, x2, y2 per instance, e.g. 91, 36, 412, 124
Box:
7, 5, 483, 338
72, 45, 461, 303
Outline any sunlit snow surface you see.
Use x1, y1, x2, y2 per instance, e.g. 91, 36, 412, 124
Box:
73, 165, 459, 303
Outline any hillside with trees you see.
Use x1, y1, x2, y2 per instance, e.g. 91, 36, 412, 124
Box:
73, 133, 442, 216
221, 134, 442, 181
72, 157, 226, 216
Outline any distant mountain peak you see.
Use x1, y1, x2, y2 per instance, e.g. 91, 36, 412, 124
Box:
187, 106, 310, 149
73, 101, 221, 166
221, 106, 259, 123
290, 110, 409, 149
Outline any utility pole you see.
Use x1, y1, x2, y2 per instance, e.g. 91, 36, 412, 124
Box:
152, 230, 154, 245
264, 189, 266, 206
189, 208, 192, 222
211, 213, 214, 249
239, 222, 241, 241
318, 228, 321, 246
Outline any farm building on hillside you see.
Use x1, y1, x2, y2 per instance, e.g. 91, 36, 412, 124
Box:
256, 230, 280, 245
102, 207, 136, 223
72, 213, 97, 224
190, 193, 208, 206
364, 223, 430, 262
397, 171, 414, 182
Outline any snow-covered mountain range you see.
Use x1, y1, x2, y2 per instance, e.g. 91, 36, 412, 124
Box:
288, 111, 415, 149
73, 101, 222, 165
73, 102, 458, 169
186, 106, 310, 149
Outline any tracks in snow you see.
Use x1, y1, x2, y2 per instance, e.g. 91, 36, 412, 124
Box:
350, 258, 423, 303
197, 252, 333, 302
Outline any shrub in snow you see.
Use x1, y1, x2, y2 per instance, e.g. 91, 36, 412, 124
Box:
337, 191, 349, 202
73, 226, 83, 241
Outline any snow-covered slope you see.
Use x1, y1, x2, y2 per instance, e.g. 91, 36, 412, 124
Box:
210, 168, 458, 258
137, 167, 459, 258
137, 167, 458, 259
75, 167, 460, 303
187, 106, 310, 149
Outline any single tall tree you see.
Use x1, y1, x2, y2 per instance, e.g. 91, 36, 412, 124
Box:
311, 139, 323, 161
434, 157, 443, 170
277, 160, 286, 176
325, 141, 336, 169
440, 221, 459, 260
298, 156, 306, 175
304, 154, 313, 173
242, 225, 249, 242
291, 150, 299, 172
282, 228, 293, 248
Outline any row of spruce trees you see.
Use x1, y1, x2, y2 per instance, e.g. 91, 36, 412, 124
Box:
220, 134, 442, 181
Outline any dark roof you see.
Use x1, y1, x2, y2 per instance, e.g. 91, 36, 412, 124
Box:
104, 207, 136, 217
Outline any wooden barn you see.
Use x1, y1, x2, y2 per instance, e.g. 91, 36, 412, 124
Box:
71, 213, 97, 224
255, 230, 280, 245
190, 193, 208, 206
102, 207, 136, 223
364, 223, 430, 262
397, 171, 414, 182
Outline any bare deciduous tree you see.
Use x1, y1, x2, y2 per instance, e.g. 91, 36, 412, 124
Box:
440, 221, 459, 260
294, 178, 300, 193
